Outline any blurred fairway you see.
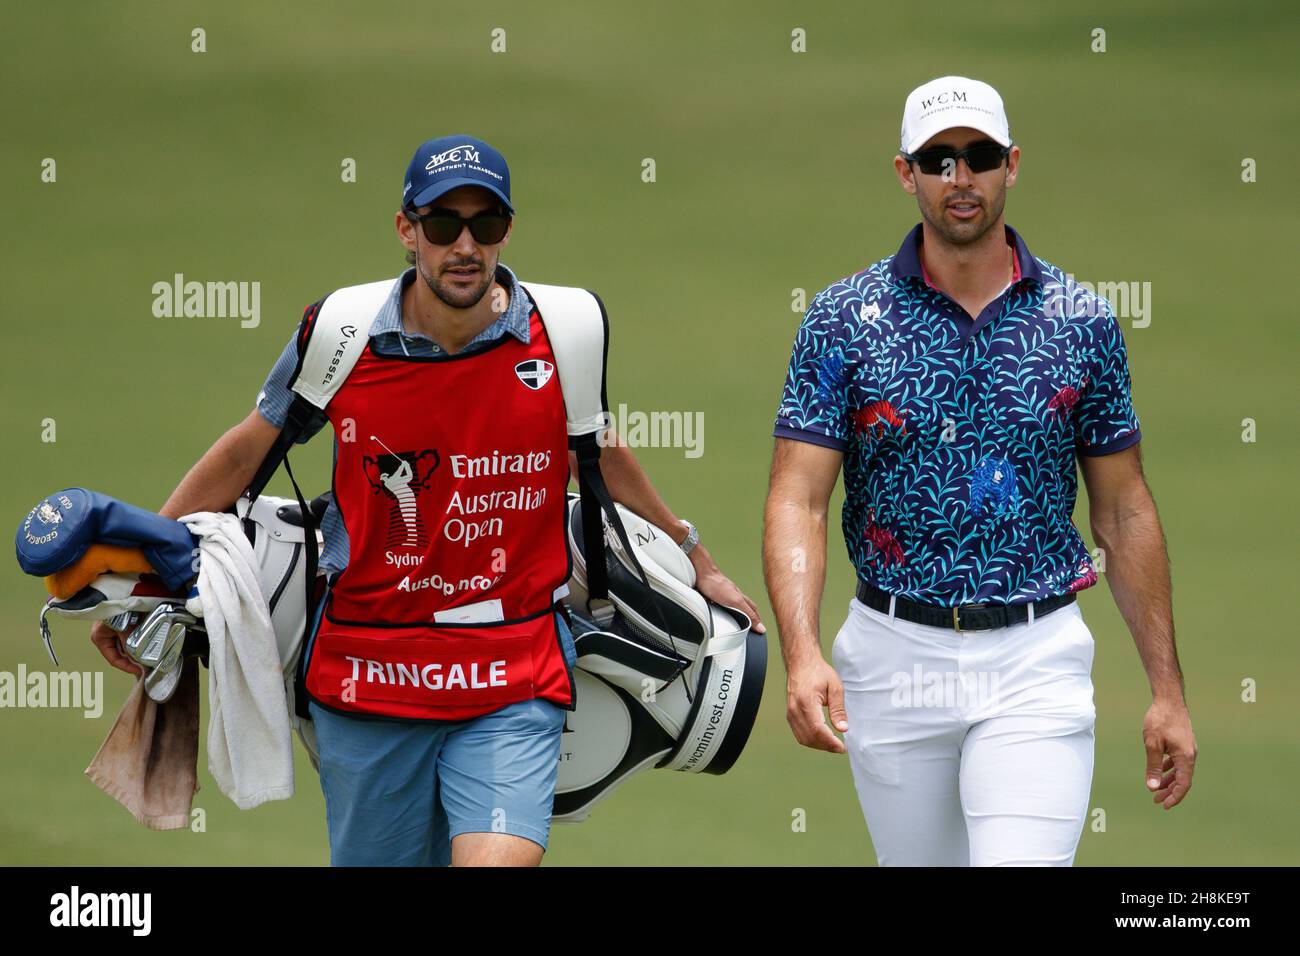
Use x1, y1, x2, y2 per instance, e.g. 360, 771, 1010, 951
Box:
1, 1, 1296, 866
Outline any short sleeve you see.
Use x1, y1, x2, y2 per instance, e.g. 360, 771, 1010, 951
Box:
255, 306, 331, 444
1075, 304, 1142, 456
773, 296, 854, 451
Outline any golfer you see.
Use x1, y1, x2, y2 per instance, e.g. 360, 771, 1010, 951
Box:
90, 134, 761, 867
762, 78, 1195, 866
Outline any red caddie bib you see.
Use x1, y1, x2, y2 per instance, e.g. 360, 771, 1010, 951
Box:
303, 306, 574, 721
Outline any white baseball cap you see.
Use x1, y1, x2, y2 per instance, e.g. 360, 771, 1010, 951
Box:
900, 76, 1011, 155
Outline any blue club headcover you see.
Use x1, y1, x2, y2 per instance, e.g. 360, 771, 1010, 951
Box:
15, 488, 200, 592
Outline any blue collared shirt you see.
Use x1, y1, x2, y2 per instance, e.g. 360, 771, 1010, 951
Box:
774, 224, 1141, 606
255, 263, 534, 574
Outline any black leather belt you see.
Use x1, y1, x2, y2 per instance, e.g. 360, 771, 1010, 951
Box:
855, 580, 1076, 632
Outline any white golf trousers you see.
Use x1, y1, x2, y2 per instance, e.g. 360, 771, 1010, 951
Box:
831, 596, 1096, 866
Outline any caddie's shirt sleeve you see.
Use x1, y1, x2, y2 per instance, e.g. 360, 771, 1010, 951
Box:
773, 295, 853, 450
1074, 302, 1142, 456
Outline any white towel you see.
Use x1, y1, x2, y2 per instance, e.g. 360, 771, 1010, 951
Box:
178, 511, 294, 809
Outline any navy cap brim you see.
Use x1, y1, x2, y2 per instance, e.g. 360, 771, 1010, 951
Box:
407, 177, 514, 214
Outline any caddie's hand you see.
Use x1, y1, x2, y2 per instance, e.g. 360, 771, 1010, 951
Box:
1142, 696, 1197, 809
90, 619, 143, 677
786, 656, 847, 754
687, 543, 765, 634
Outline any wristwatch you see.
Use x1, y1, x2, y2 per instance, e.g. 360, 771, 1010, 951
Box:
678, 519, 700, 555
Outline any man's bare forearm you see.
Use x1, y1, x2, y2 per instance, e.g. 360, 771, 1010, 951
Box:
580, 429, 764, 629
763, 497, 828, 670
1093, 492, 1182, 701
159, 427, 261, 520
572, 430, 688, 542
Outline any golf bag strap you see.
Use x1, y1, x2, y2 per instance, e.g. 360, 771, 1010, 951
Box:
575, 432, 651, 606
574, 434, 610, 601
573, 435, 688, 696
287, 277, 395, 409
281, 451, 318, 721
243, 394, 317, 506
242, 278, 390, 721
242, 278, 392, 508
522, 281, 676, 671
522, 280, 615, 602
519, 281, 609, 437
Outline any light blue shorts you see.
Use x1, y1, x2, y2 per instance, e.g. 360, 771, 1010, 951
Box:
308, 611, 575, 867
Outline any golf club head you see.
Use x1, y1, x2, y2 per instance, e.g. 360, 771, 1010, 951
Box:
106, 610, 143, 634
125, 603, 196, 667
143, 626, 189, 703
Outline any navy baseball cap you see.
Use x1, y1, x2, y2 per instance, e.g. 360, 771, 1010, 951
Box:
402, 135, 514, 214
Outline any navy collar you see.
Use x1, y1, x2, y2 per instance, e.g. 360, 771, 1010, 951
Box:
894, 222, 1043, 288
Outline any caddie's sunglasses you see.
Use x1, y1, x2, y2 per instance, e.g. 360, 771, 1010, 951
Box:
404, 207, 511, 245
901, 141, 1011, 176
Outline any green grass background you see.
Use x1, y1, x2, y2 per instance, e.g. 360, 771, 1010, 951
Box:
1, 0, 1296, 865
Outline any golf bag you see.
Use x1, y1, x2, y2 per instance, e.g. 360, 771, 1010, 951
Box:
554, 494, 766, 822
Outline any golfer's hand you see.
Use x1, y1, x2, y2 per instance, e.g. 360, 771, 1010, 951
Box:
1143, 697, 1197, 809
688, 543, 765, 634
786, 657, 847, 754
89, 619, 143, 677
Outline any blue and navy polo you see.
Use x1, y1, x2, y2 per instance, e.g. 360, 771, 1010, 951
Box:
774, 224, 1141, 606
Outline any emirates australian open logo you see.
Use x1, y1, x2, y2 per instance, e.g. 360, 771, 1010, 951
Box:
514, 359, 554, 390
364, 436, 440, 550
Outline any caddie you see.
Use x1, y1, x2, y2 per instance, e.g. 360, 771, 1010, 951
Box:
763, 78, 1196, 866
88, 134, 763, 867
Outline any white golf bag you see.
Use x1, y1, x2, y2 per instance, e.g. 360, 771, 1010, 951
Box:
554, 494, 766, 822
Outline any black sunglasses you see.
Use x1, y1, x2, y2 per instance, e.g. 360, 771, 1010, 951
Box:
901, 141, 1010, 176
404, 207, 511, 245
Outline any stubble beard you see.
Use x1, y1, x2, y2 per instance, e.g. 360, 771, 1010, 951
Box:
921, 182, 1007, 247
419, 256, 495, 309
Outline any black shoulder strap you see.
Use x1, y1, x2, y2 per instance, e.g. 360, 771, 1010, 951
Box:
243, 279, 387, 717
282, 450, 319, 721
240, 299, 332, 720
573, 431, 610, 602
519, 281, 614, 607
